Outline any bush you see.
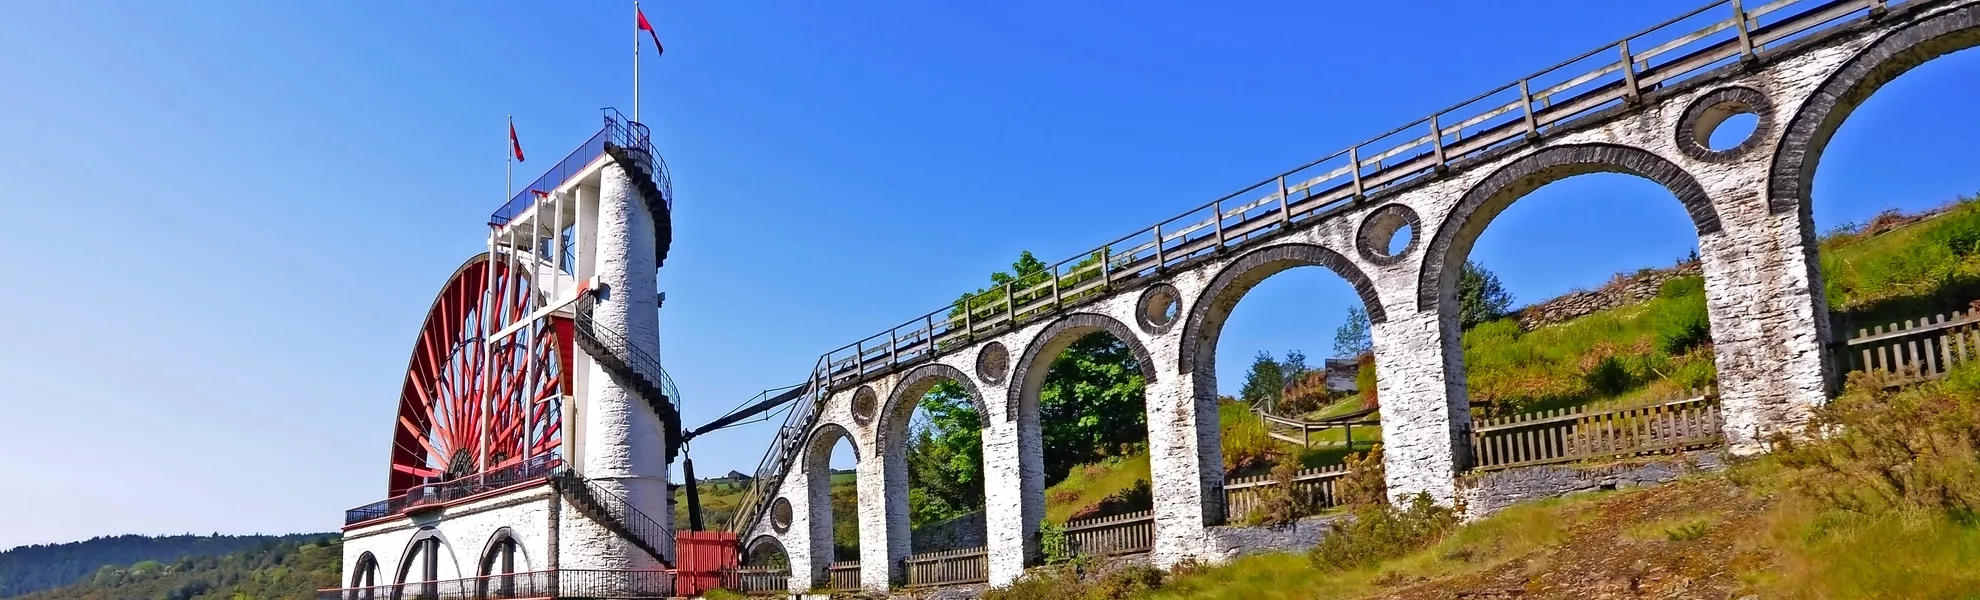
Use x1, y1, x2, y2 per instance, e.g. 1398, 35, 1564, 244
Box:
981, 563, 1164, 600
1308, 493, 1460, 572
1244, 459, 1312, 526
1771, 365, 1980, 517
1334, 446, 1388, 508
1651, 278, 1712, 354
1925, 197, 1980, 257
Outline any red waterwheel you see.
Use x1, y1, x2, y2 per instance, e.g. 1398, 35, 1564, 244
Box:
387, 254, 573, 496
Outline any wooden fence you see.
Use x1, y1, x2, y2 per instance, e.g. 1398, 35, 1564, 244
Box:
902, 546, 989, 587
1221, 463, 1352, 521
1258, 407, 1378, 449
730, 566, 788, 595
824, 561, 860, 592
1468, 391, 1722, 471
1057, 510, 1154, 557
1839, 310, 1980, 384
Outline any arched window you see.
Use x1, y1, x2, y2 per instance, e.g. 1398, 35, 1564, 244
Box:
479, 529, 522, 598
394, 531, 446, 600
349, 552, 381, 600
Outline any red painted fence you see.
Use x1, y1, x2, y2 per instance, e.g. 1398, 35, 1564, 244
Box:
674, 531, 740, 596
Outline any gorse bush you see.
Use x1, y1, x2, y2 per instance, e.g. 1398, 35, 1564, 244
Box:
1334, 446, 1388, 508
1243, 458, 1312, 526
1771, 364, 1980, 518
1308, 493, 1460, 573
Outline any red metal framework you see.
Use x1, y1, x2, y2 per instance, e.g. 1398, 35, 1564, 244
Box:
388, 254, 573, 496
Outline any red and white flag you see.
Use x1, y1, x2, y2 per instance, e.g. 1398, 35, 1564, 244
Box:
637, 8, 664, 56
509, 120, 525, 162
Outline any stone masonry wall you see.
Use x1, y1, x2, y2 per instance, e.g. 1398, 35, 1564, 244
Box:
1457, 452, 1726, 519
910, 510, 987, 554
1514, 262, 1703, 330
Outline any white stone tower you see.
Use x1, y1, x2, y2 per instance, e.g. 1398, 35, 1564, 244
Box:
331, 110, 681, 599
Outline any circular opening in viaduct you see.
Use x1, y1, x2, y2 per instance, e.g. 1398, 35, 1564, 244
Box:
769, 497, 793, 533
1676, 86, 1773, 161
1356, 203, 1421, 264
851, 386, 878, 424
976, 342, 1010, 385
1137, 284, 1182, 333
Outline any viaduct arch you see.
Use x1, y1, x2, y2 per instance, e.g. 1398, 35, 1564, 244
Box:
738, 0, 1980, 592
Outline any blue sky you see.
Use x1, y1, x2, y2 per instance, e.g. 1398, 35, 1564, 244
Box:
1, 1, 1975, 549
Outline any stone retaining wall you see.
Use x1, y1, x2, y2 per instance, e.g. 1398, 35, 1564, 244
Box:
1514, 263, 1702, 331
1457, 452, 1726, 519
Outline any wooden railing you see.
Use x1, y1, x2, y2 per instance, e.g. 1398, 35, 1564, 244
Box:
1258, 407, 1379, 449
903, 546, 989, 587
802, 0, 1923, 394
1221, 463, 1353, 521
824, 561, 861, 592
730, 566, 789, 595
1468, 391, 1723, 471
1840, 309, 1980, 383
1056, 510, 1155, 557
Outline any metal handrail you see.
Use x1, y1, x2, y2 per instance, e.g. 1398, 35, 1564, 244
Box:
800, 0, 1918, 390
554, 471, 677, 564
343, 454, 563, 526
489, 109, 673, 227
572, 293, 679, 415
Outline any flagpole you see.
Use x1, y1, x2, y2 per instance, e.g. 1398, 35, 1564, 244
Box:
506, 115, 514, 201
633, 0, 641, 123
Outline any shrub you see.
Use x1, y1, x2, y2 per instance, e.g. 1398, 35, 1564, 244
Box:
1771, 364, 1980, 517
1308, 493, 1460, 572
1334, 446, 1388, 508
1089, 565, 1164, 599
1355, 353, 1379, 410
1220, 404, 1282, 476
1244, 459, 1312, 526
1925, 198, 1980, 257
1650, 279, 1712, 354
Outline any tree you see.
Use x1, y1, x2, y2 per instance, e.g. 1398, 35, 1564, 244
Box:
1457, 260, 1513, 329
1239, 351, 1285, 406
1333, 307, 1372, 358
906, 250, 1151, 523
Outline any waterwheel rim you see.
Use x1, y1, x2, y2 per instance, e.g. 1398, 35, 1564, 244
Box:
387, 253, 571, 495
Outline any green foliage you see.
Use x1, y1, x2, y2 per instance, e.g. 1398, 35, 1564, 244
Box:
1461, 284, 1718, 415
1043, 454, 1153, 524
15, 536, 341, 600
0, 533, 331, 598
1333, 307, 1372, 358
1456, 260, 1513, 330
1037, 521, 1074, 566
1650, 276, 1712, 354
1308, 494, 1460, 573
1333, 446, 1388, 508
1243, 459, 1312, 526
1238, 351, 1285, 406
1219, 400, 1283, 476
1821, 195, 1980, 324
1772, 364, 1980, 517
1037, 333, 1147, 484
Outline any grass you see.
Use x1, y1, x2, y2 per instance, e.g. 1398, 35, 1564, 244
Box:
1043, 452, 1152, 523
1138, 495, 1590, 600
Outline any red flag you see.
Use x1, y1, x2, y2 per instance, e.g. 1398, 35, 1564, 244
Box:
637, 8, 664, 56
509, 121, 525, 162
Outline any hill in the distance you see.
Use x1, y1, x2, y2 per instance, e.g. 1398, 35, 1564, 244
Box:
0, 534, 333, 599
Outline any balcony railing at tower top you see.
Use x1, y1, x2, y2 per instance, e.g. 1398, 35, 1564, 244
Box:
794, 0, 1922, 393
489, 108, 673, 227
